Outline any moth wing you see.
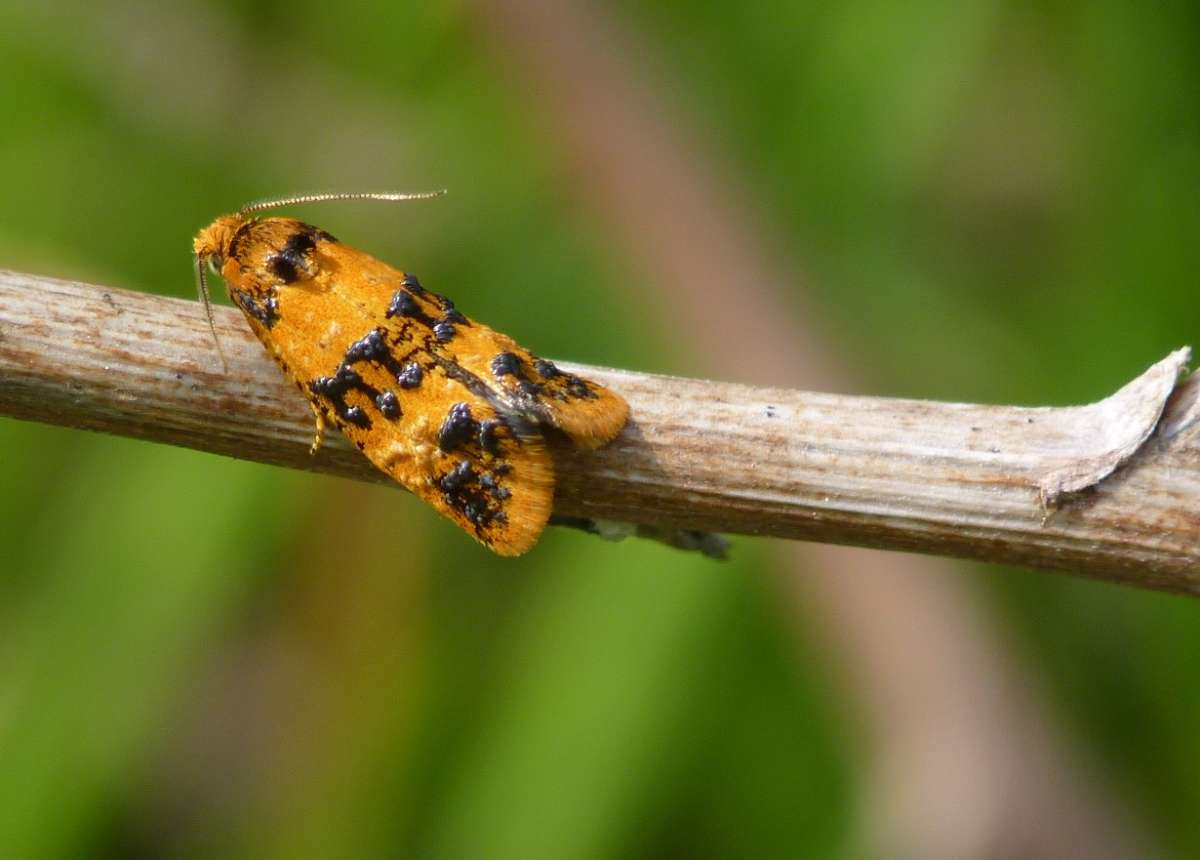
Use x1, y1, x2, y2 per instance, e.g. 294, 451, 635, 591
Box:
332, 367, 555, 557
323, 243, 629, 449
226, 228, 555, 555
434, 321, 630, 449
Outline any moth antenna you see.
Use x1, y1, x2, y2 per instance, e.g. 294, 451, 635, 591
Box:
194, 254, 229, 373
238, 190, 446, 216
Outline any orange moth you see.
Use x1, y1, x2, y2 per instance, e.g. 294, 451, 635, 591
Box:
193, 193, 628, 555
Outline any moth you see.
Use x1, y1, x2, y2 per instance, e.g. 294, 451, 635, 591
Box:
193, 193, 629, 555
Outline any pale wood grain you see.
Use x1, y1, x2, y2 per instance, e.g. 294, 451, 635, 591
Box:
1, 269, 1197, 592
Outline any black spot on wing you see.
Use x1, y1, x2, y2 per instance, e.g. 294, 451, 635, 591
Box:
310, 365, 380, 429
386, 289, 431, 324
268, 255, 297, 283
478, 419, 505, 455
311, 327, 432, 428
491, 352, 522, 379
342, 405, 370, 428
344, 328, 390, 363
436, 460, 511, 532
227, 221, 251, 263
397, 361, 423, 389
428, 295, 469, 342
432, 320, 457, 342
560, 374, 600, 401
386, 284, 464, 344
438, 403, 478, 452
285, 229, 316, 256
267, 227, 320, 284
344, 327, 420, 383
376, 390, 401, 420
430, 354, 539, 439
231, 287, 280, 329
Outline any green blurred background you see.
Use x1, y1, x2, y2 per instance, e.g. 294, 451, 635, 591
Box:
0, 2, 1198, 858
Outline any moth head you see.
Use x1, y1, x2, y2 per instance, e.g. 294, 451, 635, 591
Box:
192, 213, 244, 272
192, 213, 245, 373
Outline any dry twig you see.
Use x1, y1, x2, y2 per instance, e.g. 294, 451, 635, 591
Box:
1, 268, 1197, 592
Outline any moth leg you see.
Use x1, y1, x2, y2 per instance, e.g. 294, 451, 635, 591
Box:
308, 402, 327, 456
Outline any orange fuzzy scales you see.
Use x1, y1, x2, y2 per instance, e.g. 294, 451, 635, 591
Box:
193, 211, 629, 555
